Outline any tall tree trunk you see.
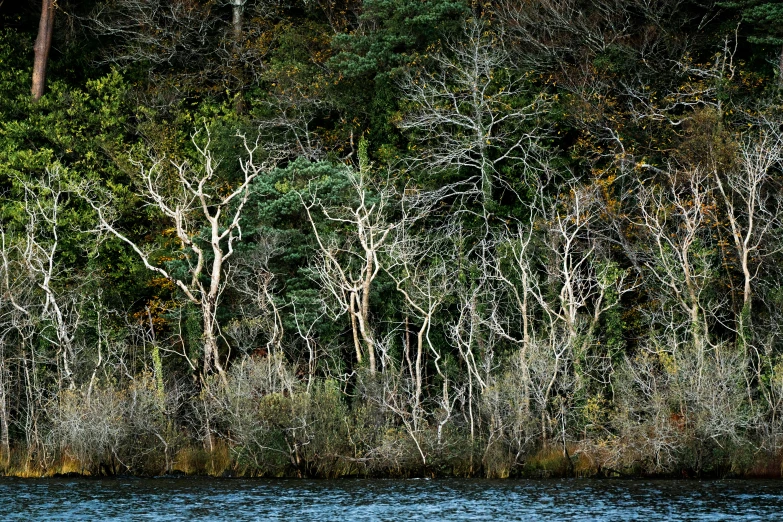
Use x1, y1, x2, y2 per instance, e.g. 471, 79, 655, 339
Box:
361, 253, 376, 373
32, 0, 55, 101
230, 0, 243, 42
0, 353, 9, 466
779, 45, 783, 86
203, 234, 228, 385
202, 296, 227, 385
230, 0, 245, 113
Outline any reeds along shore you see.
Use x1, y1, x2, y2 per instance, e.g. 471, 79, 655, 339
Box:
2, 355, 783, 480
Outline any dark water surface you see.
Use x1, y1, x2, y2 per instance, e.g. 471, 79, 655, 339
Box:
1, 477, 782, 521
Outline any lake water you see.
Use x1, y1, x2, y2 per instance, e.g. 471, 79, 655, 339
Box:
1, 477, 782, 521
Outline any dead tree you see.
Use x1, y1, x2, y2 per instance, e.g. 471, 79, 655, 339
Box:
89, 0, 216, 67
0, 168, 92, 465
474, 179, 636, 451
15, 169, 89, 391
86, 128, 274, 382
0, 228, 37, 466
634, 167, 718, 353
712, 123, 783, 427
398, 18, 547, 203
227, 235, 286, 357
384, 199, 455, 427
714, 127, 783, 334
301, 148, 396, 374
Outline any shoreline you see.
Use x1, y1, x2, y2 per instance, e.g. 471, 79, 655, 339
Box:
3, 447, 781, 481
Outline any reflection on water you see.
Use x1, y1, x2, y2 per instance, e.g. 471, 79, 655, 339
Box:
1, 477, 781, 521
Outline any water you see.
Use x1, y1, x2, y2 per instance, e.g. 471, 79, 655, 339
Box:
1, 477, 782, 521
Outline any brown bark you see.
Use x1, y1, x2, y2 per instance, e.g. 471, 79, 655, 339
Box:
32, 0, 55, 101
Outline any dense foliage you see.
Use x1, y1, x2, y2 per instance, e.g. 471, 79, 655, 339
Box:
1, 0, 783, 478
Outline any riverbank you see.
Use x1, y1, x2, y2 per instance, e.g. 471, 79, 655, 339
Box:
3, 442, 782, 480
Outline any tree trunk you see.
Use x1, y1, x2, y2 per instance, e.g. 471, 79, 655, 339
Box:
230, 0, 246, 113
32, 0, 55, 101
361, 255, 376, 373
0, 355, 9, 466
350, 294, 363, 364
414, 318, 427, 416
778, 44, 783, 86
202, 227, 229, 384
230, 0, 243, 42
202, 298, 227, 385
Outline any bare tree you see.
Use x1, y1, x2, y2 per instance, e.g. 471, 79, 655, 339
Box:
90, 0, 216, 68
493, 0, 691, 84
0, 169, 93, 467
0, 316, 14, 467
256, 92, 328, 161
711, 122, 783, 436
228, 235, 286, 357
86, 128, 275, 381
384, 193, 455, 418
398, 18, 547, 203
518, 185, 630, 439
301, 147, 396, 374
90, 0, 281, 104
634, 167, 718, 352
448, 255, 493, 465
714, 127, 783, 333
613, 165, 757, 469
0, 341, 7, 466
13, 169, 91, 391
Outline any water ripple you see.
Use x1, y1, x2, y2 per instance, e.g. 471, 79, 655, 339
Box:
1, 477, 782, 521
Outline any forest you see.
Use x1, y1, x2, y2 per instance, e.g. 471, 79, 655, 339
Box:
1, 0, 783, 478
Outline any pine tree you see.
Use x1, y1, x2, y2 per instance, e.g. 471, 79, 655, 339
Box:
720, 1, 783, 79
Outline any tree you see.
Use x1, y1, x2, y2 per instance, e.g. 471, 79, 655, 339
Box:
227, 235, 285, 358
90, 0, 216, 69
86, 127, 274, 382
0, 229, 32, 466
0, 168, 94, 392
714, 125, 783, 342
228, 0, 245, 42
89, 0, 283, 106
720, 0, 783, 78
384, 195, 456, 427
0, 166, 99, 469
32, 0, 55, 101
634, 167, 718, 353
489, 180, 633, 448
398, 19, 547, 203
301, 143, 396, 374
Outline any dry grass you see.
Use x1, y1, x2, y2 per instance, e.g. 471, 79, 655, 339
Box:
173, 441, 234, 476
522, 446, 573, 477
745, 451, 783, 479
